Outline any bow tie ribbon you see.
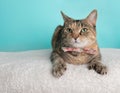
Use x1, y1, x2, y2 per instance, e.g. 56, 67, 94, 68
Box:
62, 47, 96, 55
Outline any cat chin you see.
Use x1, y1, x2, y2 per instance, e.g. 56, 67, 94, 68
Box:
72, 43, 88, 48
70, 40, 89, 48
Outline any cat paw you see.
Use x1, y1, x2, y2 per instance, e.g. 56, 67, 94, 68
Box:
52, 62, 67, 78
88, 63, 107, 75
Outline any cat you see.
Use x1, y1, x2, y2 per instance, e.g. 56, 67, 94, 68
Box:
50, 9, 107, 78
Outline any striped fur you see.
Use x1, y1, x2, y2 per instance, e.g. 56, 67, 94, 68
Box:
50, 10, 107, 78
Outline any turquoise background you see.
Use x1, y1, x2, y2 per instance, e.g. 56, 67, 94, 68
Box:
0, 0, 120, 51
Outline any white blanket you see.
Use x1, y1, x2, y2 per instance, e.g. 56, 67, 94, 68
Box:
0, 49, 120, 93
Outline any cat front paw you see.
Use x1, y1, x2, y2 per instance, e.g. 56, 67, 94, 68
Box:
52, 62, 67, 78
88, 63, 107, 75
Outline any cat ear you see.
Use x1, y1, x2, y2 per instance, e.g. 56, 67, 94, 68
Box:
61, 11, 73, 22
86, 9, 97, 26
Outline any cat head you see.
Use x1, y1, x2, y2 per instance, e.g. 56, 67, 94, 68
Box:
60, 10, 97, 48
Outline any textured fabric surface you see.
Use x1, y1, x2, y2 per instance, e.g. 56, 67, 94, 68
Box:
0, 49, 120, 93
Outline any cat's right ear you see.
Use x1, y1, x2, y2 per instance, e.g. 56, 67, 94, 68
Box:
61, 11, 73, 22
86, 9, 97, 26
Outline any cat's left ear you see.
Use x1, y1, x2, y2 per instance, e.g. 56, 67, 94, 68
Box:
86, 9, 97, 26
61, 11, 73, 22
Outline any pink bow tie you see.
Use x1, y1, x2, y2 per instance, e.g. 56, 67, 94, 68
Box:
62, 47, 96, 55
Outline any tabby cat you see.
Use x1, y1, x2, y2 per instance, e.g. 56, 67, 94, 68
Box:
50, 10, 107, 78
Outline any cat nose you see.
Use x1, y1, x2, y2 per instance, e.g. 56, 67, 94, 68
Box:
74, 37, 78, 40
72, 34, 79, 41
74, 38, 77, 40
74, 38, 78, 43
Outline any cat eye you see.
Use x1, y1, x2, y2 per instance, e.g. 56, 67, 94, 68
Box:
81, 28, 88, 33
66, 28, 73, 33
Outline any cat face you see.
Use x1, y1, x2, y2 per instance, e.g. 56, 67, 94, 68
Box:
61, 10, 97, 48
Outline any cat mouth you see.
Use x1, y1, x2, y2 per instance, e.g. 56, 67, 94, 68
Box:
71, 41, 88, 48
75, 40, 78, 43
74, 41, 81, 44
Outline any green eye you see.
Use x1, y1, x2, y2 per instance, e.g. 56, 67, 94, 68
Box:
66, 28, 73, 33
81, 28, 87, 33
